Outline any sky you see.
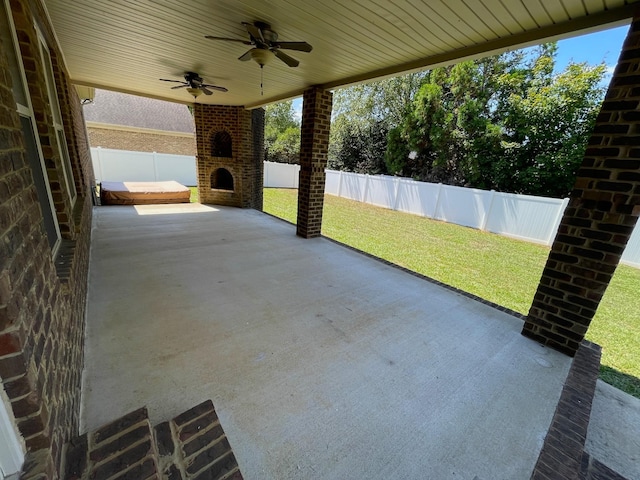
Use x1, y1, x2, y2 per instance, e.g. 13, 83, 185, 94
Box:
554, 24, 628, 72
291, 23, 631, 115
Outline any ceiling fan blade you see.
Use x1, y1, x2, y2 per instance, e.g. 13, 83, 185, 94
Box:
202, 84, 228, 93
170, 84, 188, 89
200, 87, 213, 96
159, 78, 185, 83
274, 49, 299, 67
274, 41, 312, 52
205, 35, 252, 45
243, 22, 264, 43
238, 49, 253, 61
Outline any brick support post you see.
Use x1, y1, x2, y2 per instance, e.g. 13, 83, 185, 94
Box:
523, 18, 640, 356
297, 87, 333, 238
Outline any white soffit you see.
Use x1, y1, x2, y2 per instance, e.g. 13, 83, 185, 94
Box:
43, 0, 637, 108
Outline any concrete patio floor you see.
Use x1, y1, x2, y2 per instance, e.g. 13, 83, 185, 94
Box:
82, 203, 573, 480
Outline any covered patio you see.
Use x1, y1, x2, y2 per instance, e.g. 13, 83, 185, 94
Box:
82, 203, 571, 479
2, 0, 640, 479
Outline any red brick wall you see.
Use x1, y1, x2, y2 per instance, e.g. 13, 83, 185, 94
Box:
55, 62, 93, 193
297, 87, 333, 238
0, 0, 94, 477
193, 104, 263, 209
523, 19, 640, 356
11, 0, 76, 238
88, 127, 197, 156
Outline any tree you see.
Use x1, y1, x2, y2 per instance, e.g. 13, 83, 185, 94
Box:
485, 50, 606, 197
328, 120, 389, 174
329, 72, 427, 169
384, 44, 606, 197
331, 72, 427, 129
267, 126, 301, 164
386, 55, 513, 184
264, 100, 300, 163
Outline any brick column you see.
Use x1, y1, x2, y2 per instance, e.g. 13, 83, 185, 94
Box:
523, 18, 640, 356
297, 87, 332, 238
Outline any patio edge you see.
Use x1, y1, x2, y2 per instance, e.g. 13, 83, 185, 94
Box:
531, 340, 628, 480
317, 230, 527, 321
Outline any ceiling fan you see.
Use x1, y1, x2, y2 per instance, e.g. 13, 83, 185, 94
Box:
159, 72, 228, 99
205, 21, 312, 68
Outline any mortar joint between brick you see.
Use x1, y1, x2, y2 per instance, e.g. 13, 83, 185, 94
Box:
88, 435, 151, 471
189, 449, 234, 479
183, 431, 227, 463
219, 466, 242, 480
156, 413, 188, 479
90, 419, 152, 448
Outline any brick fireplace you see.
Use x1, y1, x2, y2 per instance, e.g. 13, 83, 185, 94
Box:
194, 104, 264, 209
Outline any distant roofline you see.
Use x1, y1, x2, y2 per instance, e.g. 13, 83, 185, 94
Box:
83, 89, 195, 133
86, 121, 195, 138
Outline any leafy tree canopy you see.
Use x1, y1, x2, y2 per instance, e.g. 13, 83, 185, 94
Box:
330, 43, 606, 198
264, 100, 301, 164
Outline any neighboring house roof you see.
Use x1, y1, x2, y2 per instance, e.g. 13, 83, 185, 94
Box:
84, 89, 195, 134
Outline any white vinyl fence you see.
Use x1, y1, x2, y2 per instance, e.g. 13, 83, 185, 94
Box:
325, 169, 639, 268
91, 147, 197, 186
89, 149, 639, 267
264, 161, 300, 188
91, 150, 298, 188
325, 170, 567, 245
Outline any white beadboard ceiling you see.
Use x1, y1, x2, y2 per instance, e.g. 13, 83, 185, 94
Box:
43, 0, 638, 108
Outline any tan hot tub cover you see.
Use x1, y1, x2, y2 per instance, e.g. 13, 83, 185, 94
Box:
100, 181, 191, 205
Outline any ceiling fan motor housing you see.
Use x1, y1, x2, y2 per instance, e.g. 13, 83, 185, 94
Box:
185, 72, 203, 85
252, 21, 278, 44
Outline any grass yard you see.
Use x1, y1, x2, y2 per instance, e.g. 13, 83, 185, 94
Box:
263, 187, 640, 398
189, 186, 199, 203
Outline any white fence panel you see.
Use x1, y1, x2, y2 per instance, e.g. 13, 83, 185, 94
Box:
324, 170, 341, 195
91, 147, 197, 185
621, 223, 640, 268
486, 193, 568, 245
264, 161, 299, 188
154, 153, 197, 185
340, 172, 368, 202
435, 185, 491, 229
93, 148, 154, 182
395, 179, 440, 217
364, 175, 396, 209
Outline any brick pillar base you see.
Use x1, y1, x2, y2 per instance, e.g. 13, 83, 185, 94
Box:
296, 87, 332, 238
523, 18, 640, 356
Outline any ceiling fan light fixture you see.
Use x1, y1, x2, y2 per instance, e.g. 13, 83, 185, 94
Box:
186, 87, 202, 98
250, 48, 273, 67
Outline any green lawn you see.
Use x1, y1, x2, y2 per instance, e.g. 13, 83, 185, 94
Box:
263, 187, 640, 398
188, 186, 199, 203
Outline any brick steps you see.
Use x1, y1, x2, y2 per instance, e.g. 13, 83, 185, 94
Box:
21, 400, 242, 480
154, 400, 242, 480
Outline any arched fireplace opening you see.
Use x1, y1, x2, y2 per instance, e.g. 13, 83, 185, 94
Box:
211, 168, 234, 191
